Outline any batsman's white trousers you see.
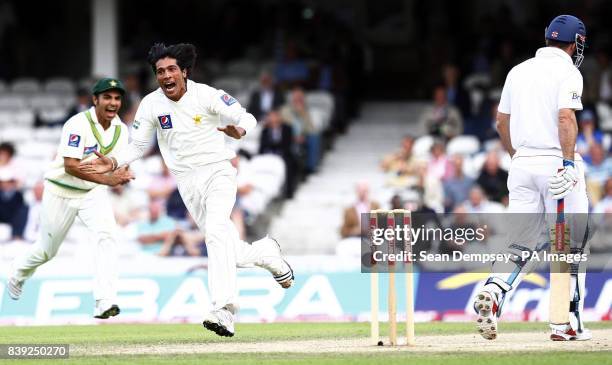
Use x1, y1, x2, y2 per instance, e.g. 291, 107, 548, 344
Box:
12, 184, 118, 301
175, 160, 268, 312
507, 152, 588, 215
488, 151, 589, 327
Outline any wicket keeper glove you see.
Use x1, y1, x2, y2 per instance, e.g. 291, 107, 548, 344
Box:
548, 159, 578, 200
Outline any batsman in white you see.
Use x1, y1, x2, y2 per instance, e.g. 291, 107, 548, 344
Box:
474, 15, 591, 341
7, 79, 134, 319
81, 43, 294, 337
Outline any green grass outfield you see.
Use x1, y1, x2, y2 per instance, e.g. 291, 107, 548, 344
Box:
0, 322, 611, 364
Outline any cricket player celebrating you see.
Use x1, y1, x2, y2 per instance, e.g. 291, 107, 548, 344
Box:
474, 15, 591, 341
7, 78, 134, 319
81, 43, 294, 337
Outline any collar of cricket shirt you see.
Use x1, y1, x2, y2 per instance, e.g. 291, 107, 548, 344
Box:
535, 47, 574, 65
85, 107, 121, 155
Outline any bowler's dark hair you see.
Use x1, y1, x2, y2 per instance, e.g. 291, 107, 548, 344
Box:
147, 43, 197, 77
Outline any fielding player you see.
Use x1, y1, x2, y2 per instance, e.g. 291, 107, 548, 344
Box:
81, 43, 294, 337
7, 79, 134, 319
474, 15, 591, 341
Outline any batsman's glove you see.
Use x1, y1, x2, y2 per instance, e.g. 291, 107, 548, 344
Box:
548, 159, 578, 200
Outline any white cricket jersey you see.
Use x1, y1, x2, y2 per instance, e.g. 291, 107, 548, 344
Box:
498, 47, 583, 155
44, 107, 128, 198
117, 80, 256, 175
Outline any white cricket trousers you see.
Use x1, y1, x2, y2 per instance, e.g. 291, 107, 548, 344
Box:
175, 160, 268, 312
12, 185, 118, 302
488, 153, 589, 327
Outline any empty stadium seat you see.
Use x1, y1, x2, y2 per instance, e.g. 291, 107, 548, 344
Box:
258, 60, 275, 74
2, 126, 35, 144
212, 77, 245, 95
1, 110, 34, 128
309, 106, 331, 133
14, 109, 36, 126
236, 122, 262, 156
34, 127, 62, 142
306, 91, 334, 115
226, 60, 258, 78
0, 95, 28, 109
412, 135, 434, 157
10, 78, 41, 94
16, 141, 57, 159
446, 135, 481, 156
38, 108, 68, 125
44, 77, 76, 94
463, 72, 491, 90
29, 94, 64, 110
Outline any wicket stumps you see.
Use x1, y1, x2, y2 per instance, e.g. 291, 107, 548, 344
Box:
369, 209, 415, 346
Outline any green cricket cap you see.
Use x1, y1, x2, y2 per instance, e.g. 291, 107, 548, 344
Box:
92, 78, 126, 95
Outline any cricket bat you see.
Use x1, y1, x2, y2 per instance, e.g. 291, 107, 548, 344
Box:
549, 179, 571, 326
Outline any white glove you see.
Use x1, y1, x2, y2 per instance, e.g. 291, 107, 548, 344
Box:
548, 162, 578, 200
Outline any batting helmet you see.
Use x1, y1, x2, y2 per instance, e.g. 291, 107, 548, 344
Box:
545, 15, 586, 67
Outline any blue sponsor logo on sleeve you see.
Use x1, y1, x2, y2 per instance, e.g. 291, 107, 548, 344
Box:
84, 144, 98, 154
68, 134, 81, 147
220, 93, 237, 106
158, 115, 173, 129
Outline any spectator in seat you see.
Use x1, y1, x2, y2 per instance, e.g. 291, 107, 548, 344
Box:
158, 213, 204, 257
593, 178, 612, 214
576, 109, 604, 160
230, 156, 250, 240
166, 188, 188, 221
0, 142, 23, 186
119, 73, 143, 124
340, 182, 380, 238
442, 64, 470, 118
66, 87, 92, 116
137, 199, 177, 254
259, 110, 297, 198
40, 88, 91, 128
584, 50, 612, 104
443, 155, 475, 212
585, 143, 612, 204
482, 101, 501, 142
491, 40, 519, 87
592, 178, 612, 252
110, 184, 145, 227
148, 161, 176, 204
462, 186, 504, 213
381, 134, 419, 177
0, 170, 28, 241
476, 151, 508, 203
420, 84, 463, 141
281, 87, 320, 173
23, 180, 44, 242
275, 40, 309, 89
402, 189, 442, 256
427, 140, 452, 182
247, 71, 285, 122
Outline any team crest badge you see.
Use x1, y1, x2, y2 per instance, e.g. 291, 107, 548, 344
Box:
193, 114, 202, 125
158, 115, 173, 129
68, 134, 81, 147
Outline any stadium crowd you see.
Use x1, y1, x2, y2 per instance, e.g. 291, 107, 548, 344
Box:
1, 1, 612, 257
